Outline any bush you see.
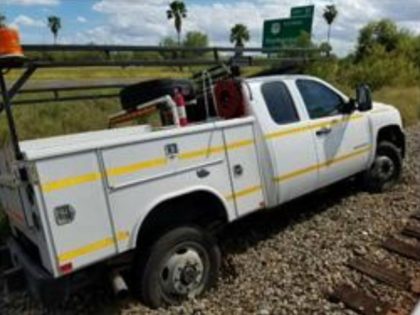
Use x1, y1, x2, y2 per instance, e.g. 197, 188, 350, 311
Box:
345, 46, 418, 90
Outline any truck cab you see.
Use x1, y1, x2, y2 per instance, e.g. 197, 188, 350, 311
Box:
246, 75, 404, 207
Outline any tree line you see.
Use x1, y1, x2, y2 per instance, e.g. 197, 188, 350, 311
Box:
1, 2, 419, 92
0, 2, 338, 50
308, 19, 420, 91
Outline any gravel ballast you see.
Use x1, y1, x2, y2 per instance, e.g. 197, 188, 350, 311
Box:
1, 124, 419, 315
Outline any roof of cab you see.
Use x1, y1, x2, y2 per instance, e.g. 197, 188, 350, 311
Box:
245, 74, 317, 84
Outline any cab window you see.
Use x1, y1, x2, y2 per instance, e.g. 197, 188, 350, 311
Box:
296, 79, 344, 119
261, 82, 299, 125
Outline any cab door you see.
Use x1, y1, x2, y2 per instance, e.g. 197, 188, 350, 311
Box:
295, 79, 371, 188
252, 80, 319, 205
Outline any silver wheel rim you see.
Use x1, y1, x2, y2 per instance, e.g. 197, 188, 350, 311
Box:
159, 243, 207, 300
372, 155, 396, 182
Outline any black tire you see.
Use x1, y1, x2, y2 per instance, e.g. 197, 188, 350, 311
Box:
362, 141, 402, 193
133, 226, 221, 309
120, 79, 195, 111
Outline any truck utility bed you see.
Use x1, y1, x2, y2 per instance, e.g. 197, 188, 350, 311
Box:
3, 117, 265, 277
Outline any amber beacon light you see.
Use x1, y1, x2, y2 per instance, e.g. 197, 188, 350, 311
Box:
0, 26, 25, 63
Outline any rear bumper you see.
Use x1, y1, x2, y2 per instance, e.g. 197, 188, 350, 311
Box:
7, 237, 71, 304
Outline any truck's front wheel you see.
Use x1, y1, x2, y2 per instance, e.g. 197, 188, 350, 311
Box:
363, 141, 402, 193
134, 226, 221, 308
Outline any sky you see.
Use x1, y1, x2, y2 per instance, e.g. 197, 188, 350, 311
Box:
1, 0, 420, 57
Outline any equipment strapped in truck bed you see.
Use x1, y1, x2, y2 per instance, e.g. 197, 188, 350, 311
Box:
0, 42, 318, 164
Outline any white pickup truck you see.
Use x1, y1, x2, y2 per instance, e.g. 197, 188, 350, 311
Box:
0, 75, 405, 308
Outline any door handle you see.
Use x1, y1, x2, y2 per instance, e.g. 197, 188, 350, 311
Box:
196, 168, 210, 178
316, 127, 332, 136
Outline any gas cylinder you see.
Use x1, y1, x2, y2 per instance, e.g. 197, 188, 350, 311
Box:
173, 87, 189, 127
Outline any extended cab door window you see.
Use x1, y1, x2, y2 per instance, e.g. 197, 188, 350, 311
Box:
296, 79, 343, 119
261, 81, 299, 124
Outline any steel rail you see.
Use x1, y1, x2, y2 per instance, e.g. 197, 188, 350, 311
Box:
22, 44, 319, 54
18, 83, 130, 94
11, 93, 119, 105
13, 57, 308, 69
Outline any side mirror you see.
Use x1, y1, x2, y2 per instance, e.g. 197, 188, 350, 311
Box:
356, 84, 373, 112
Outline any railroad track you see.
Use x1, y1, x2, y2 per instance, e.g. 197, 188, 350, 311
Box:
1, 211, 420, 314
327, 210, 420, 315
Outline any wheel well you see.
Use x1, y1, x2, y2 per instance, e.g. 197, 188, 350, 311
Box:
136, 191, 228, 249
377, 125, 405, 158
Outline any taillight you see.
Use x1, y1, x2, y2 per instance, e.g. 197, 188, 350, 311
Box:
59, 262, 73, 274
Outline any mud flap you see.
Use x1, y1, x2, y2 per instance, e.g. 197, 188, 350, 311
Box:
6, 238, 71, 305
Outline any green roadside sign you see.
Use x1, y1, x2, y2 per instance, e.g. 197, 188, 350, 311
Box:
262, 5, 315, 49
263, 17, 313, 49
291, 5, 315, 18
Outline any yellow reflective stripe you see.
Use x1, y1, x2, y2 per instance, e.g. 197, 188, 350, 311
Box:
179, 146, 224, 160
275, 164, 319, 183
42, 158, 166, 193
226, 139, 254, 150
42, 172, 101, 193
274, 146, 371, 182
42, 139, 255, 192
58, 237, 113, 263
116, 231, 130, 241
179, 139, 254, 160
266, 114, 363, 140
321, 146, 371, 167
106, 158, 167, 177
226, 185, 262, 201
58, 231, 129, 264
266, 124, 314, 140
40, 114, 371, 192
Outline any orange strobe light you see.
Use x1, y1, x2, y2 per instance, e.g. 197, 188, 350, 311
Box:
0, 27, 24, 58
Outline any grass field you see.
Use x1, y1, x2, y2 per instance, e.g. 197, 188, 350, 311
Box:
375, 86, 420, 126
6, 67, 190, 81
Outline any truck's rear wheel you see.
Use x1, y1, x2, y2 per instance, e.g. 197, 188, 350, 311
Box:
363, 141, 402, 193
134, 226, 221, 308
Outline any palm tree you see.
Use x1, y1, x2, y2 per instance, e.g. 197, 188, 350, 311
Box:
47, 16, 61, 44
323, 5, 338, 45
167, 1, 187, 47
230, 24, 250, 48
0, 13, 6, 28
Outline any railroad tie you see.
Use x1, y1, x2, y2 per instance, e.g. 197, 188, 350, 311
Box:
382, 238, 420, 261
402, 225, 420, 241
328, 284, 393, 315
410, 211, 420, 221
347, 258, 410, 290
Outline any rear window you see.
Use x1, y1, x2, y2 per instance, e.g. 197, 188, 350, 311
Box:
261, 82, 299, 125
